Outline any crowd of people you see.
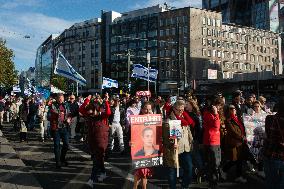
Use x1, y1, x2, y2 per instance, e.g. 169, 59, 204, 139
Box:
0, 90, 283, 189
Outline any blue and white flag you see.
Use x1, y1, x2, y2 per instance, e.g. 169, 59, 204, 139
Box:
131, 64, 158, 82
12, 85, 21, 93
54, 51, 87, 86
102, 77, 118, 89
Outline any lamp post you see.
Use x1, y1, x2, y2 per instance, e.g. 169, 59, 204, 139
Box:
127, 49, 131, 93
256, 63, 260, 98
147, 52, 150, 92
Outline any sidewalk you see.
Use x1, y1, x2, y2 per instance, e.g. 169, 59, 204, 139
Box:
0, 130, 42, 189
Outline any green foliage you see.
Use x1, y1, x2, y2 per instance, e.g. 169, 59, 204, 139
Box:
0, 39, 17, 89
51, 74, 68, 91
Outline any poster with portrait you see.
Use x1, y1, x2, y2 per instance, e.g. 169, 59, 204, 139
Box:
169, 120, 182, 139
130, 114, 163, 169
243, 113, 274, 162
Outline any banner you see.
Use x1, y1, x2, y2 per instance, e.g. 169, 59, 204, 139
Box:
130, 114, 163, 169
243, 113, 274, 162
36, 87, 50, 100
136, 91, 151, 97
208, 69, 218, 79
131, 64, 158, 82
102, 77, 118, 89
54, 51, 87, 86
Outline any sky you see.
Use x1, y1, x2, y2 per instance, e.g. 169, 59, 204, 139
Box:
0, 0, 202, 72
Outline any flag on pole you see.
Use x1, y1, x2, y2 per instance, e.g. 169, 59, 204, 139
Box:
54, 51, 87, 86
131, 64, 158, 82
102, 77, 118, 89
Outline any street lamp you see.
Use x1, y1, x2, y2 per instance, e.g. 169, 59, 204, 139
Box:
147, 52, 150, 92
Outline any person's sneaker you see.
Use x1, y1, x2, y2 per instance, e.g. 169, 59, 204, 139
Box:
234, 176, 247, 183
97, 172, 107, 182
86, 179, 94, 187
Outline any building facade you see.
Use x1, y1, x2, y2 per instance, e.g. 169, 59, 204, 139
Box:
35, 34, 58, 87
108, 5, 165, 91
53, 18, 102, 93
202, 0, 284, 32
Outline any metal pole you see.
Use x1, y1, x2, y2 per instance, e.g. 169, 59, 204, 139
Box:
127, 49, 131, 92
176, 22, 181, 96
257, 63, 259, 98
76, 82, 79, 97
183, 47, 187, 94
147, 52, 150, 92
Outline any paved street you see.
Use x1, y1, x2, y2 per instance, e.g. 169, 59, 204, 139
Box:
0, 123, 266, 189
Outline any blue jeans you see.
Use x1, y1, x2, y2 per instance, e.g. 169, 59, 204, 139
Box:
264, 157, 284, 189
52, 127, 69, 164
168, 152, 193, 189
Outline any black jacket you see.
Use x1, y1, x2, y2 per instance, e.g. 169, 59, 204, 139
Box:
68, 102, 79, 118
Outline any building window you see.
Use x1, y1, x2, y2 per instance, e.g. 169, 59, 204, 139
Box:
207, 28, 211, 36
183, 26, 188, 34
171, 49, 176, 56
207, 18, 211, 26
166, 29, 170, 36
202, 49, 206, 56
216, 19, 221, 27
212, 18, 216, 26
160, 30, 164, 37
159, 19, 164, 27
208, 49, 211, 57
202, 38, 206, 46
202, 17, 206, 25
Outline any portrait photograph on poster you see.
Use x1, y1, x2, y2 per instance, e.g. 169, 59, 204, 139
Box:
130, 114, 163, 169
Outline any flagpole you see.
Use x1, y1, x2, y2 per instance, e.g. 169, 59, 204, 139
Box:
76, 82, 79, 96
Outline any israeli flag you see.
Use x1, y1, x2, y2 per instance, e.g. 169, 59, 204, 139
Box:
54, 51, 87, 86
102, 77, 118, 89
12, 85, 21, 93
131, 64, 158, 82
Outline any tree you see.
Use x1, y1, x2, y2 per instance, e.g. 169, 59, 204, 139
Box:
51, 74, 68, 92
0, 39, 17, 89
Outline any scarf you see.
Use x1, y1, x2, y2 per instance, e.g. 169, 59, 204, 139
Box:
175, 111, 195, 127
230, 114, 245, 136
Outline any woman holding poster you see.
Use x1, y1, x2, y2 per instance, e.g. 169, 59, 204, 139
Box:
133, 101, 155, 189
162, 100, 195, 189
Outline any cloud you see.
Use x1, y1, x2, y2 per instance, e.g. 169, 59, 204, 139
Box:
132, 0, 202, 10
0, 11, 74, 70
0, 0, 41, 9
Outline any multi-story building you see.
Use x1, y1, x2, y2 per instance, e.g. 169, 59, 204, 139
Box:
203, 0, 284, 73
35, 34, 58, 87
108, 5, 166, 91
53, 18, 102, 93
159, 7, 280, 91
202, 0, 284, 32
101, 11, 122, 78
